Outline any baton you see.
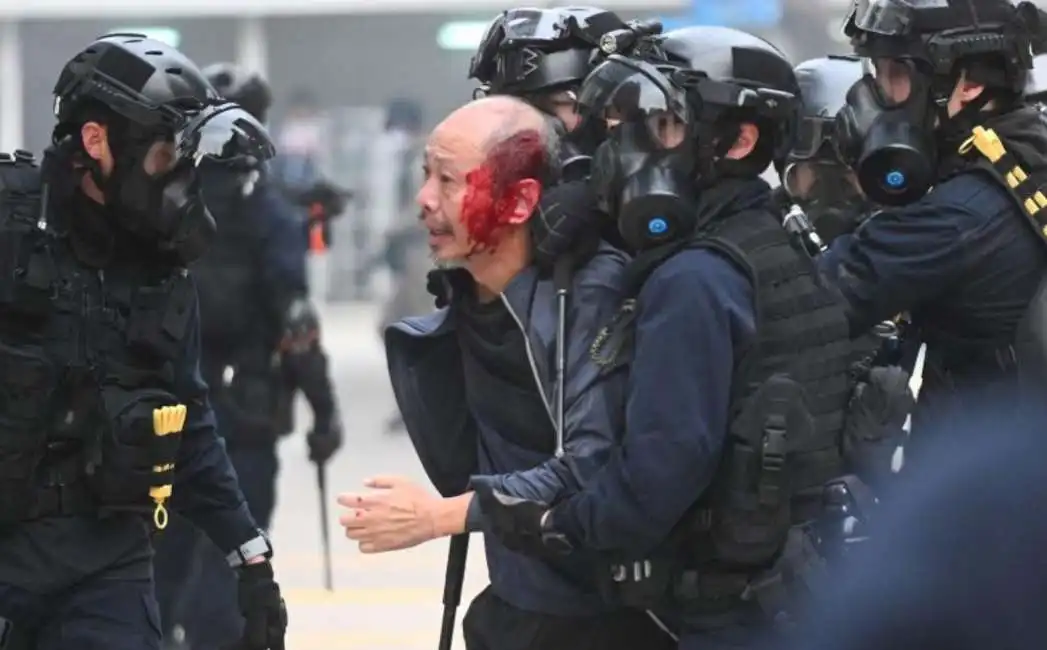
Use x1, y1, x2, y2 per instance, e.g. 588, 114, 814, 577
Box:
316, 461, 333, 591
552, 254, 573, 457
438, 534, 469, 650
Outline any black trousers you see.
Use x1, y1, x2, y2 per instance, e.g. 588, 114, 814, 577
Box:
462, 586, 677, 650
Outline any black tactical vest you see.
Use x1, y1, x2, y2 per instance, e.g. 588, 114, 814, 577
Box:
0, 153, 193, 524
597, 204, 854, 587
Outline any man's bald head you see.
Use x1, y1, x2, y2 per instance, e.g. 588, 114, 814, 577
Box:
435, 95, 559, 173
418, 95, 558, 263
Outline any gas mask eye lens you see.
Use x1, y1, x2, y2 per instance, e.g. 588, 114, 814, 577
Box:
868, 57, 913, 106
644, 110, 687, 149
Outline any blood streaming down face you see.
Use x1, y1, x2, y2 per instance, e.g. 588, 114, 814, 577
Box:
460, 128, 546, 250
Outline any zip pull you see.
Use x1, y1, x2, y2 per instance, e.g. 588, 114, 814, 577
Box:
590, 299, 637, 368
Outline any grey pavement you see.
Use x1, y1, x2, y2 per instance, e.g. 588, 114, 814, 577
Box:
268, 302, 488, 650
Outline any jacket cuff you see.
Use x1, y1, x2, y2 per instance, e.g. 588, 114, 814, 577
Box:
193, 502, 262, 556
465, 493, 485, 533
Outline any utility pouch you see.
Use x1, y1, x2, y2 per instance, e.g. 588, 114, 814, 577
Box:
707, 374, 810, 567
88, 386, 183, 514
0, 340, 58, 524
126, 273, 193, 361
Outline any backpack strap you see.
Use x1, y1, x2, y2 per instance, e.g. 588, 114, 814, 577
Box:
958, 126, 1047, 248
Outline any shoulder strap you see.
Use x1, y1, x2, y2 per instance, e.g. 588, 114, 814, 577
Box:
959, 126, 1047, 249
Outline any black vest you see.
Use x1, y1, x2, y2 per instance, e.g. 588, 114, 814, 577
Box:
597, 204, 854, 580
0, 153, 193, 524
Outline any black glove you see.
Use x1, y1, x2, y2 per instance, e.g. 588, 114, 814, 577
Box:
843, 364, 914, 486
236, 561, 287, 650
530, 180, 604, 271
474, 488, 573, 558
307, 414, 342, 464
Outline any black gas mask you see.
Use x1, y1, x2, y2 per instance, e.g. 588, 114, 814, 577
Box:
834, 58, 936, 207
582, 56, 697, 251
101, 102, 274, 263
784, 161, 871, 243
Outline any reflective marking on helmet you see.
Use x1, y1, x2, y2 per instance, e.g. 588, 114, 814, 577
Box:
885, 170, 905, 187
648, 217, 668, 234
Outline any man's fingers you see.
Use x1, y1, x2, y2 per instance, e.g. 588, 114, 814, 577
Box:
336, 492, 385, 509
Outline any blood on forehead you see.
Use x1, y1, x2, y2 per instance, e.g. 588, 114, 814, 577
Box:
460, 128, 547, 250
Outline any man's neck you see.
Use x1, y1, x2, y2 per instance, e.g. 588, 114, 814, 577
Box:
465, 234, 530, 303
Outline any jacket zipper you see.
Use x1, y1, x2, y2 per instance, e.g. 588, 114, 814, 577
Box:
499, 293, 562, 457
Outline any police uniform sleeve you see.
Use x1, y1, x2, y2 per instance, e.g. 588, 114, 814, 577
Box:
552, 248, 756, 555
169, 291, 260, 552
468, 251, 627, 504
253, 180, 309, 298
818, 197, 973, 335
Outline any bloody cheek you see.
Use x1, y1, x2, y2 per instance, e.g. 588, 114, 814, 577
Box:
461, 165, 516, 250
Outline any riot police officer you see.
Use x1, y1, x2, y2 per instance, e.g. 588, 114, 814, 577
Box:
778, 55, 873, 244
200, 60, 342, 542
0, 34, 286, 650
474, 26, 856, 648
153, 61, 343, 650
822, 0, 1047, 435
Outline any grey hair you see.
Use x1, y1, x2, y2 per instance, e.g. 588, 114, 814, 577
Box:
480, 96, 562, 183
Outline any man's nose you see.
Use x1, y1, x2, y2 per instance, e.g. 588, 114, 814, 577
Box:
415, 181, 434, 211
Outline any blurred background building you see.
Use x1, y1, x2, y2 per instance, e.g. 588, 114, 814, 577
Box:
0, 0, 859, 301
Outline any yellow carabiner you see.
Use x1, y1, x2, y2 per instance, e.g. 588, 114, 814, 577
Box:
154, 502, 169, 530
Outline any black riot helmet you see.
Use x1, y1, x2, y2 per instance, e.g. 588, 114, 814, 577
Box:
202, 62, 273, 123
835, 0, 1046, 206
52, 33, 276, 264
470, 6, 627, 173
469, 6, 626, 97
582, 25, 800, 251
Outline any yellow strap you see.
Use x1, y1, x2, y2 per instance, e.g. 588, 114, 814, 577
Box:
958, 126, 1047, 233
149, 404, 187, 530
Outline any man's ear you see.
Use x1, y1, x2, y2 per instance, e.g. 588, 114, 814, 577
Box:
80, 121, 110, 162
506, 178, 543, 225
724, 123, 760, 161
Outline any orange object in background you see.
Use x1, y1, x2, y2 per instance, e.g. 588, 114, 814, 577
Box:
308, 203, 327, 252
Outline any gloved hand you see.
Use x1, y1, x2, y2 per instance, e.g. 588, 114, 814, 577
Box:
473, 487, 573, 558
530, 179, 604, 271
236, 561, 287, 650
307, 415, 342, 464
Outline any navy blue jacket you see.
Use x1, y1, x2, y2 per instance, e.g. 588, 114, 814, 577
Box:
385, 243, 629, 615
552, 244, 757, 557
171, 290, 260, 553
819, 108, 1047, 408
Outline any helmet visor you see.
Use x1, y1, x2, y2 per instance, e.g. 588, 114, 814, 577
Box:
175, 102, 275, 166
848, 0, 948, 36
578, 56, 689, 148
